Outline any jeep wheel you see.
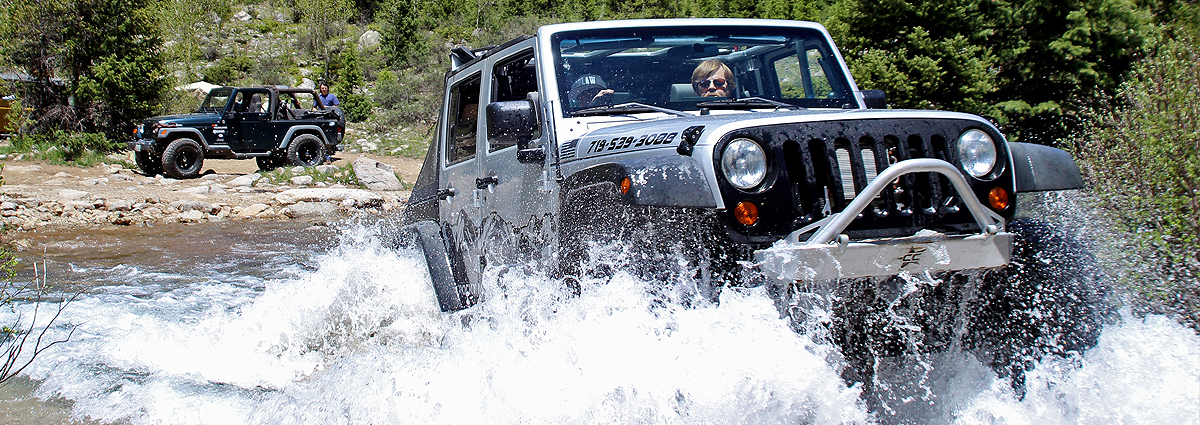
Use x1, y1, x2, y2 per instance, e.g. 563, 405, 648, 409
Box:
287, 134, 325, 167
256, 155, 280, 171
135, 150, 163, 177
162, 138, 204, 179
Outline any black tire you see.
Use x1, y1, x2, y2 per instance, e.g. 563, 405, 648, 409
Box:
135, 150, 162, 177
256, 155, 280, 172
161, 138, 204, 179
286, 134, 325, 167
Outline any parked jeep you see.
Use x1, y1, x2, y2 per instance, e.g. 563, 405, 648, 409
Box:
129, 86, 345, 179
401, 19, 1105, 401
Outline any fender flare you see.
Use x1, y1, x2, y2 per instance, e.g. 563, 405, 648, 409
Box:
1008, 142, 1084, 192
406, 220, 474, 312
278, 125, 331, 150
562, 155, 718, 209
159, 128, 212, 148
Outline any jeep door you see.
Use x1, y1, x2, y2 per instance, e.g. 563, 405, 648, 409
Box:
479, 41, 551, 263
229, 88, 275, 151
441, 68, 485, 284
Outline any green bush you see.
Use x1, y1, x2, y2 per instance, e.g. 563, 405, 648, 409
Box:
1075, 32, 1200, 328
2, 130, 120, 165
203, 56, 254, 86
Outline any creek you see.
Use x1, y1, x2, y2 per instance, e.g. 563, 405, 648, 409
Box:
1, 199, 1197, 424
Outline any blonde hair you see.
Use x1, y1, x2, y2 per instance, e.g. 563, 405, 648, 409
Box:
692, 59, 735, 95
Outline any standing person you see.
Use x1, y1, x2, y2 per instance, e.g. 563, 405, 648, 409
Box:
317, 83, 340, 108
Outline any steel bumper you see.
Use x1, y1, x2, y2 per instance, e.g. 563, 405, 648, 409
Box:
752, 158, 1014, 282
128, 138, 156, 152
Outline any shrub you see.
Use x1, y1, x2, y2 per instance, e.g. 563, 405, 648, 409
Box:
1075, 32, 1200, 328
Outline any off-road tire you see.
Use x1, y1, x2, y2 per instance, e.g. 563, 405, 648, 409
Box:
135, 150, 163, 177
161, 138, 204, 179
286, 134, 325, 167
256, 155, 281, 172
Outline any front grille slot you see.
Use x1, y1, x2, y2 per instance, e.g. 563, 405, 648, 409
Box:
769, 122, 969, 234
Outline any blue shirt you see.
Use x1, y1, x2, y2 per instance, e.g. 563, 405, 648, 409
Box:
318, 92, 339, 107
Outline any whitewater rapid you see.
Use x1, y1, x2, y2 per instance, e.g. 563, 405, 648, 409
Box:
5, 223, 1199, 424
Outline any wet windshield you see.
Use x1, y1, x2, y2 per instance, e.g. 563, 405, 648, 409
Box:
199, 87, 234, 112
552, 26, 853, 117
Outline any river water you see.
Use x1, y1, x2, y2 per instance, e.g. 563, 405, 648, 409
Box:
1, 204, 1198, 424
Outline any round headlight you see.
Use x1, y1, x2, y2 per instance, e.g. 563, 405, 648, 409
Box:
957, 129, 998, 179
721, 138, 767, 190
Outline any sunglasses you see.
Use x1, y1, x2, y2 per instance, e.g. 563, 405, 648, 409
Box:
694, 78, 727, 89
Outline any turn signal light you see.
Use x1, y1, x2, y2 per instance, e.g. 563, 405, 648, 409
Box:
988, 187, 1010, 210
734, 201, 759, 226
619, 177, 632, 194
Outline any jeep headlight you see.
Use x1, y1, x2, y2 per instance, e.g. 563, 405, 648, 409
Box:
721, 138, 767, 190
957, 129, 997, 179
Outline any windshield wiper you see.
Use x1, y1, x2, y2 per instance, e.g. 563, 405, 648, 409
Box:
570, 102, 691, 118
696, 97, 804, 110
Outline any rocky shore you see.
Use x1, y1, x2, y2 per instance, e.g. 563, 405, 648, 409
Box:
0, 154, 419, 239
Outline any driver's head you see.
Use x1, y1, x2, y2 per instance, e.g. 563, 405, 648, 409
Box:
569, 74, 610, 106
692, 59, 735, 97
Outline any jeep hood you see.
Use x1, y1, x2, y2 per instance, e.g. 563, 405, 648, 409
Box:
560, 108, 996, 162
143, 112, 221, 126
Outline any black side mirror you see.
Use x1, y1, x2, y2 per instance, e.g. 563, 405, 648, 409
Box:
486, 92, 544, 164
861, 90, 887, 109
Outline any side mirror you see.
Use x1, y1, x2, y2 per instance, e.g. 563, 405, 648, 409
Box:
861, 90, 887, 109
486, 92, 544, 164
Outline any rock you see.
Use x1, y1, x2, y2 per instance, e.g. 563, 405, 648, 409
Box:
53, 171, 74, 178
315, 164, 339, 174
290, 175, 314, 186
179, 210, 205, 222
238, 203, 270, 218
229, 173, 262, 187
358, 30, 381, 50
0, 201, 16, 211
233, 10, 252, 21
178, 186, 211, 195
142, 206, 164, 216
282, 202, 338, 217
81, 178, 108, 186
169, 199, 217, 214
104, 199, 132, 212
351, 157, 403, 191
67, 200, 97, 211
275, 188, 384, 207
112, 174, 134, 181
360, 140, 378, 152
5, 165, 41, 172
290, 166, 305, 173
59, 189, 89, 200
201, 174, 223, 181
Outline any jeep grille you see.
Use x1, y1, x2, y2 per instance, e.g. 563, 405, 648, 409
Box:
718, 118, 1013, 242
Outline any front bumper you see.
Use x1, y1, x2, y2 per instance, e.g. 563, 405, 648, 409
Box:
753, 158, 1013, 281
128, 138, 156, 152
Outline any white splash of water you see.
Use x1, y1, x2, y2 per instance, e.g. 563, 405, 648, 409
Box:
6, 223, 1199, 424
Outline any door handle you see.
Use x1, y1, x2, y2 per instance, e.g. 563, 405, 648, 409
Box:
437, 187, 457, 199
475, 175, 499, 190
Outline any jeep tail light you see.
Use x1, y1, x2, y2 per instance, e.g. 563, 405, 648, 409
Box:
988, 187, 1009, 211
619, 177, 631, 194
734, 201, 759, 226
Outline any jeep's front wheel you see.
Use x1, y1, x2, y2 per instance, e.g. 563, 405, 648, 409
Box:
135, 150, 162, 177
162, 138, 204, 179
286, 135, 325, 167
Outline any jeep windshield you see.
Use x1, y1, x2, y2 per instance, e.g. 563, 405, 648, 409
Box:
552, 26, 854, 117
198, 87, 234, 112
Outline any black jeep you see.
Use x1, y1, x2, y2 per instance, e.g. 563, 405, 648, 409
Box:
129, 86, 345, 179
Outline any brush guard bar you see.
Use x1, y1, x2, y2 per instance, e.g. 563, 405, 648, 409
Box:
754, 159, 1014, 282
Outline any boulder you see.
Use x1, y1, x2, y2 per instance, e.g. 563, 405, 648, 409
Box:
238, 203, 270, 218
359, 30, 381, 50
229, 173, 262, 187
290, 175, 315, 186
169, 199, 217, 214
58, 189, 89, 200
283, 202, 339, 217
352, 157, 403, 191
179, 210, 205, 222
104, 199, 132, 212
275, 188, 384, 207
